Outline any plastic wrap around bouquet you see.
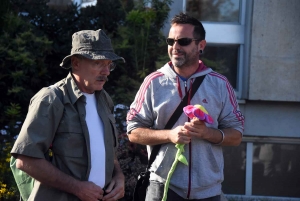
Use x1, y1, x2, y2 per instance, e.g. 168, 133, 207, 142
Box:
162, 104, 214, 201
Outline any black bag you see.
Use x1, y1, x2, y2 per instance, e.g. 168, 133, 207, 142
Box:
133, 170, 150, 201
132, 143, 161, 201
132, 75, 206, 201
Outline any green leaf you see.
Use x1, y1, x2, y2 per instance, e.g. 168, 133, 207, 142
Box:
178, 155, 188, 166
4, 103, 21, 117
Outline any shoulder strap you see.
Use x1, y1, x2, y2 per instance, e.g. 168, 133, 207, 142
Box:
146, 75, 206, 169
164, 75, 206, 129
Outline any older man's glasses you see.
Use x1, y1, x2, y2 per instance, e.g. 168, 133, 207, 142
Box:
106, 62, 116, 71
166, 38, 200, 46
92, 61, 116, 72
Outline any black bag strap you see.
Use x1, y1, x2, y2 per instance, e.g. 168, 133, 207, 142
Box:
146, 75, 206, 170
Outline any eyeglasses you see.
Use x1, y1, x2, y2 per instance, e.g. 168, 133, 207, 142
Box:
106, 62, 116, 72
92, 61, 116, 72
99, 62, 116, 72
166, 38, 200, 46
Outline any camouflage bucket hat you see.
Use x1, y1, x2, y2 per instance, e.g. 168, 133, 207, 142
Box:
60, 29, 125, 69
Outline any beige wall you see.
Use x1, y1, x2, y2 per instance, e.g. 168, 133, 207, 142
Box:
249, 0, 300, 102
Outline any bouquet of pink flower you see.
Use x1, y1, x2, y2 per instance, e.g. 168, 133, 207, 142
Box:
162, 104, 213, 201
183, 104, 214, 124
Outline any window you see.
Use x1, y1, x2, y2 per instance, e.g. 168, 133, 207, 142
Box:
252, 142, 300, 197
201, 45, 239, 89
185, 0, 250, 99
186, 0, 240, 22
223, 137, 300, 200
222, 142, 246, 194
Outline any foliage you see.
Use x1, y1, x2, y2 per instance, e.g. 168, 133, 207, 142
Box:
0, 1, 53, 198
117, 133, 148, 200
110, 0, 172, 105
0, 0, 172, 200
114, 104, 148, 201
0, 13, 53, 119
0, 142, 19, 201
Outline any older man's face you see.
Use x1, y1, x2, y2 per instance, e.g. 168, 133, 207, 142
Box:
71, 56, 114, 94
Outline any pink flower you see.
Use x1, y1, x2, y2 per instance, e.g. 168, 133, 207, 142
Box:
183, 104, 214, 124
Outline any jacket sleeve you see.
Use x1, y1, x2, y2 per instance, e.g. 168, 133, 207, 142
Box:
126, 76, 155, 134
11, 88, 64, 158
218, 79, 244, 134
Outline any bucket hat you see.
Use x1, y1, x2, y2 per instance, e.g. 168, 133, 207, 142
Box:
60, 29, 125, 69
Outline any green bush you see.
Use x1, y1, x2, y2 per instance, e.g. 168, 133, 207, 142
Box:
0, 0, 172, 200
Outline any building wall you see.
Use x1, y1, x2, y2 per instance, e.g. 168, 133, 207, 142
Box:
243, 0, 300, 138
240, 101, 300, 137
249, 0, 300, 102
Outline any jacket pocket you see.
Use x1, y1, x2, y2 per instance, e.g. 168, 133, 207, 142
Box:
53, 121, 85, 157
152, 145, 177, 179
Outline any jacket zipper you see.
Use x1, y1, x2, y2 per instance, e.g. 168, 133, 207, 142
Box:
184, 80, 192, 199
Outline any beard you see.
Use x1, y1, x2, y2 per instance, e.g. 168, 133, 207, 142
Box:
169, 47, 199, 68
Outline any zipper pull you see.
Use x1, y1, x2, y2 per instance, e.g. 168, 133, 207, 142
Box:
184, 80, 188, 94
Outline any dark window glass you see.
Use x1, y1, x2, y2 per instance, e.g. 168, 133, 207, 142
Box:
222, 142, 246, 194
252, 143, 300, 197
186, 0, 240, 23
201, 45, 239, 89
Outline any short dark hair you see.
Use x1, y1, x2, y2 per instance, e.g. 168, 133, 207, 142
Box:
171, 12, 206, 41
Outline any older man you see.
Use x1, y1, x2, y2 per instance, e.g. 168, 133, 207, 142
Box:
11, 29, 125, 201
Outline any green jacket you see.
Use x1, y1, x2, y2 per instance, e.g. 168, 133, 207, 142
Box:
11, 73, 118, 201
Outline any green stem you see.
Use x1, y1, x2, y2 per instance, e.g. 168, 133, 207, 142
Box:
161, 149, 181, 201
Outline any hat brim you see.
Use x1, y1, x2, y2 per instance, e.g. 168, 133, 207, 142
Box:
60, 51, 125, 69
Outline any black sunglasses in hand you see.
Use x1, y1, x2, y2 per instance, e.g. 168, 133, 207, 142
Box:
166, 38, 200, 46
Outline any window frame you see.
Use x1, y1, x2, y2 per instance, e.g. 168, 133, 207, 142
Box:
242, 136, 300, 200
183, 0, 252, 100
